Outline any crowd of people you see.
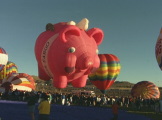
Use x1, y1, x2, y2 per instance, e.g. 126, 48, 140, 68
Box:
0, 89, 162, 120
0, 89, 161, 111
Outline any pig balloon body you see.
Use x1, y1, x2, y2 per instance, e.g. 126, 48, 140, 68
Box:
35, 18, 104, 88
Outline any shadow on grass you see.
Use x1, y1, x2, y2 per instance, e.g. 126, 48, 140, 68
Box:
120, 106, 162, 120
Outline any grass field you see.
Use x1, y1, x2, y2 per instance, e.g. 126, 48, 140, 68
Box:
120, 106, 162, 120
128, 111, 162, 120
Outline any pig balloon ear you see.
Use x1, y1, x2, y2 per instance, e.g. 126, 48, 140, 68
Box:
87, 28, 104, 45
60, 26, 80, 43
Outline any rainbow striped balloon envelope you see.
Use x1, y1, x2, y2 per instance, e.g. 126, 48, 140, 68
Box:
131, 81, 160, 99
0, 61, 18, 83
88, 54, 121, 94
1, 73, 35, 92
0, 47, 8, 72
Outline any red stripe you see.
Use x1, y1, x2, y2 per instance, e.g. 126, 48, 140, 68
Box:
91, 80, 115, 90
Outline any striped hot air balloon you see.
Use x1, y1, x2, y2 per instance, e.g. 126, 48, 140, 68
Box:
155, 28, 162, 70
0, 61, 18, 83
0, 47, 8, 72
131, 81, 160, 99
88, 54, 121, 94
1, 73, 35, 92
5, 61, 18, 76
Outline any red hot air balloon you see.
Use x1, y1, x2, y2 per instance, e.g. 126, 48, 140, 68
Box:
155, 28, 162, 70
131, 81, 160, 99
88, 54, 121, 94
35, 18, 104, 89
0, 47, 8, 72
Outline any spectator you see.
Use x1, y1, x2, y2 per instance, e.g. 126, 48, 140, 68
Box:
124, 96, 130, 108
160, 98, 162, 112
47, 92, 52, 104
154, 99, 160, 114
38, 93, 51, 120
27, 92, 38, 120
61, 93, 66, 105
112, 101, 119, 120
96, 95, 101, 106
101, 94, 107, 106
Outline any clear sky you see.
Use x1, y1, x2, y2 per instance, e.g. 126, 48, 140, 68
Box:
1, 0, 162, 87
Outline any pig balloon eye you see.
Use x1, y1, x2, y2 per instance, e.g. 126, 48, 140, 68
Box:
68, 47, 76, 53
96, 49, 99, 54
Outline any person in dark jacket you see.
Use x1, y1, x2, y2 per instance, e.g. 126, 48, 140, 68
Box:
27, 92, 38, 120
112, 101, 119, 120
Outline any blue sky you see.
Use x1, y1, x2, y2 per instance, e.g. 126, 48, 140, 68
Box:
1, 0, 162, 87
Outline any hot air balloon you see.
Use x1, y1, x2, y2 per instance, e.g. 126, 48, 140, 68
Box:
1, 73, 35, 92
0, 47, 8, 72
131, 81, 160, 99
5, 61, 18, 76
35, 18, 104, 89
88, 54, 121, 94
155, 28, 162, 70
0, 61, 18, 84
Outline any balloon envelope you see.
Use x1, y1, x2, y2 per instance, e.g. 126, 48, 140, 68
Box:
88, 54, 121, 94
131, 81, 160, 99
0, 47, 8, 72
0, 61, 18, 84
34, 19, 104, 89
1, 73, 35, 91
155, 28, 162, 70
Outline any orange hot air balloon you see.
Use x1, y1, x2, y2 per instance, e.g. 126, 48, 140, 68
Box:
131, 81, 160, 99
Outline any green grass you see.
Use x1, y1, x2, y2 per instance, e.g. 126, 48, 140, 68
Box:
128, 111, 162, 120
120, 106, 162, 120
103, 105, 162, 120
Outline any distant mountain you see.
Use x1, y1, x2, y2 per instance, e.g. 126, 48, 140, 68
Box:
31, 75, 161, 97
32, 75, 134, 89
111, 81, 134, 88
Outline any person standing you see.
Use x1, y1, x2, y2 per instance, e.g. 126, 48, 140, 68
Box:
160, 98, 162, 112
61, 93, 66, 105
112, 101, 119, 120
154, 99, 160, 114
38, 93, 51, 120
47, 92, 53, 104
27, 92, 38, 120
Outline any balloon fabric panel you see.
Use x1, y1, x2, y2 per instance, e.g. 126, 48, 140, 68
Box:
89, 54, 120, 81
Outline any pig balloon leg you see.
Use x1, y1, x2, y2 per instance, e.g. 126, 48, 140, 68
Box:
71, 75, 88, 88
53, 76, 68, 88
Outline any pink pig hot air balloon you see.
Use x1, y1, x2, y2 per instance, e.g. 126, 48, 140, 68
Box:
35, 18, 104, 89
